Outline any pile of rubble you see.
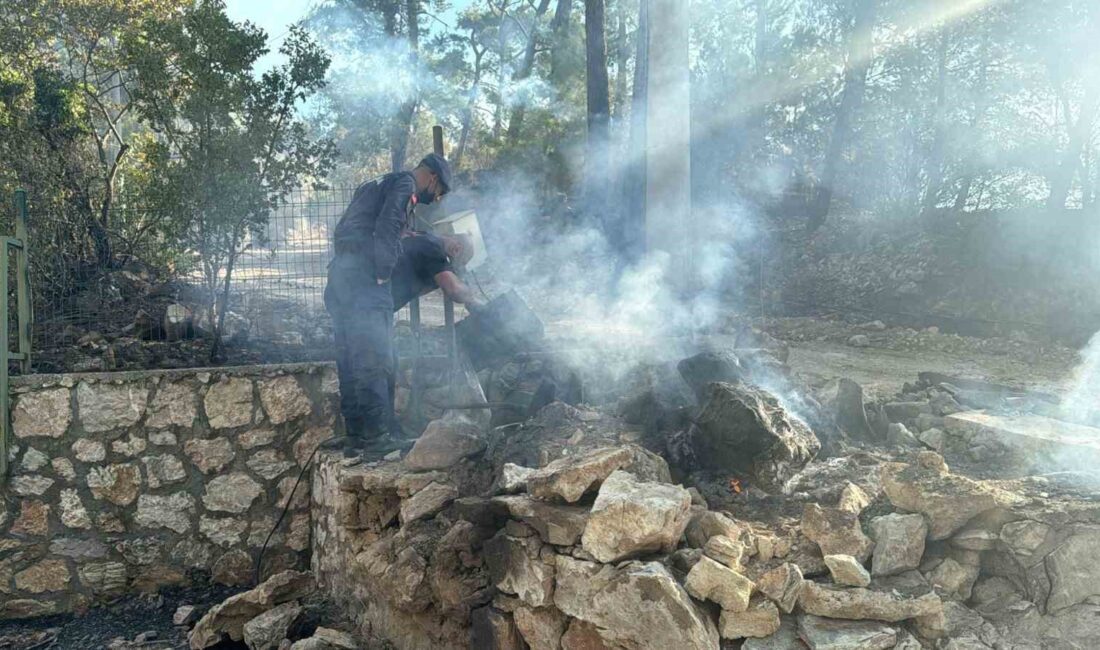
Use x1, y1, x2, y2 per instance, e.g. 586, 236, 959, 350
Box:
183, 569, 357, 649
190, 332, 1100, 649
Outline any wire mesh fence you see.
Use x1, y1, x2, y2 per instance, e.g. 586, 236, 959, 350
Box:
23, 186, 451, 374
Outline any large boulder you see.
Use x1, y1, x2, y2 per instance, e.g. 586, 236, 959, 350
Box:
580, 470, 692, 563
797, 615, 897, 650
684, 556, 755, 612
527, 445, 670, 504
677, 351, 745, 400
869, 514, 927, 576
484, 527, 556, 608
404, 417, 486, 470
189, 571, 314, 648
802, 504, 874, 562
688, 382, 820, 492
797, 573, 942, 623
554, 556, 720, 649
880, 459, 1004, 540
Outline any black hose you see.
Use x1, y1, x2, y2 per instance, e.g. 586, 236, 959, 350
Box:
253, 434, 352, 586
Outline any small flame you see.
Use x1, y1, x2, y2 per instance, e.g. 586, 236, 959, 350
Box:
728, 478, 743, 494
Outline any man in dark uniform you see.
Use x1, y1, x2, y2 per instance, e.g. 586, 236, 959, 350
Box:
325, 154, 452, 454
390, 232, 483, 311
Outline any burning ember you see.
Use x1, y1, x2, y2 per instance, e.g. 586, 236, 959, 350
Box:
728, 477, 744, 494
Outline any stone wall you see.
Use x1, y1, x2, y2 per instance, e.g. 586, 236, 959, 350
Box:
0, 362, 341, 620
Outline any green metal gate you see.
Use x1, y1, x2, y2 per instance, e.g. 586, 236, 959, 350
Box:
0, 189, 32, 478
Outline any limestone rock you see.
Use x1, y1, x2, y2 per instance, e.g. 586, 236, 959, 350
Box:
824, 554, 871, 587
11, 501, 49, 536
802, 503, 873, 562
174, 604, 198, 626
112, 432, 147, 456
185, 438, 236, 474
399, 481, 457, 524
951, 528, 997, 551
553, 556, 720, 650
243, 601, 302, 650
513, 605, 569, 650
59, 488, 92, 529
13, 388, 71, 438
798, 574, 942, 622
492, 495, 589, 546
688, 382, 820, 492
742, 616, 803, 649
51, 458, 76, 482
560, 620, 613, 650
485, 529, 555, 607
258, 376, 312, 425
189, 571, 313, 648
87, 463, 141, 505
499, 463, 535, 493
999, 519, 1050, 556
677, 350, 745, 399
838, 482, 871, 514
756, 562, 804, 614
146, 381, 199, 429
143, 454, 187, 488
880, 461, 1000, 540
50, 538, 108, 559
20, 447, 48, 472
869, 513, 927, 576
469, 607, 526, 650
240, 429, 277, 449
135, 492, 196, 534
247, 449, 294, 481
0, 599, 58, 620
685, 509, 744, 548
404, 417, 486, 470
292, 426, 334, 466
527, 445, 670, 503
77, 381, 147, 432
684, 555, 755, 612
719, 597, 781, 639
72, 438, 106, 462
205, 377, 254, 429
1045, 525, 1100, 612
704, 535, 745, 568
117, 537, 164, 565
211, 549, 253, 586
14, 559, 70, 593
927, 557, 979, 601
797, 615, 897, 650
288, 628, 358, 650
580, 470, 691, 563
204, 473, 263, 514
201, 516, 248, 547
79, 562, 128, 596
10, 475, 53, 496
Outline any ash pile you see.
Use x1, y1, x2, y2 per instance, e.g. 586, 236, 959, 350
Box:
197, 303, 1100, 649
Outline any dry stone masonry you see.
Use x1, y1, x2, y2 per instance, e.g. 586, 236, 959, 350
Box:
0, 363, 339, 620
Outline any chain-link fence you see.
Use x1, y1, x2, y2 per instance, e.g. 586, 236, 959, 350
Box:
24, 186, 454, 374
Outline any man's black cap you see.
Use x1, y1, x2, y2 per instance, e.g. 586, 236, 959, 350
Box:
419, 153, 452, 194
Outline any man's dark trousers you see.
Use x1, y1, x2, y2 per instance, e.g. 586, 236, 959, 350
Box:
324, 253, 397, 442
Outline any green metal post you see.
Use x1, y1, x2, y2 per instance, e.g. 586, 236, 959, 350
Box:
14, 189, 29, 373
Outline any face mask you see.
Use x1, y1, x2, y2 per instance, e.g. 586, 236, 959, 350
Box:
416, 189, 437, 205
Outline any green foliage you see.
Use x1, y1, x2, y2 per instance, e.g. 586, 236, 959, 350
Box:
124, 0, 336, 356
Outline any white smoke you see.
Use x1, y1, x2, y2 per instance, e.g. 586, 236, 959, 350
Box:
1062, 331, 1100, 427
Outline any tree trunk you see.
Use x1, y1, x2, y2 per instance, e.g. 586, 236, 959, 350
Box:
1046, 81, 1100, 209
620, 0, 648, 263
550, 0, 573, 82
808, 0, 877, 232
585, 0, 612, 232
611, 3, 628, 121
922, 28, 950, 215
455, 41, 485, 170
391, 0, 420, 172
506, 0, 553, 143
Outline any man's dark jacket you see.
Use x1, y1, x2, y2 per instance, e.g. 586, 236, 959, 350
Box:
332, 172, 415, 281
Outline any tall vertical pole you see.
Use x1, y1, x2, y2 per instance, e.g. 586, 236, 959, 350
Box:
434, 126, 459, 390
14, 189, 30, 373
643, 0, 694, 295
